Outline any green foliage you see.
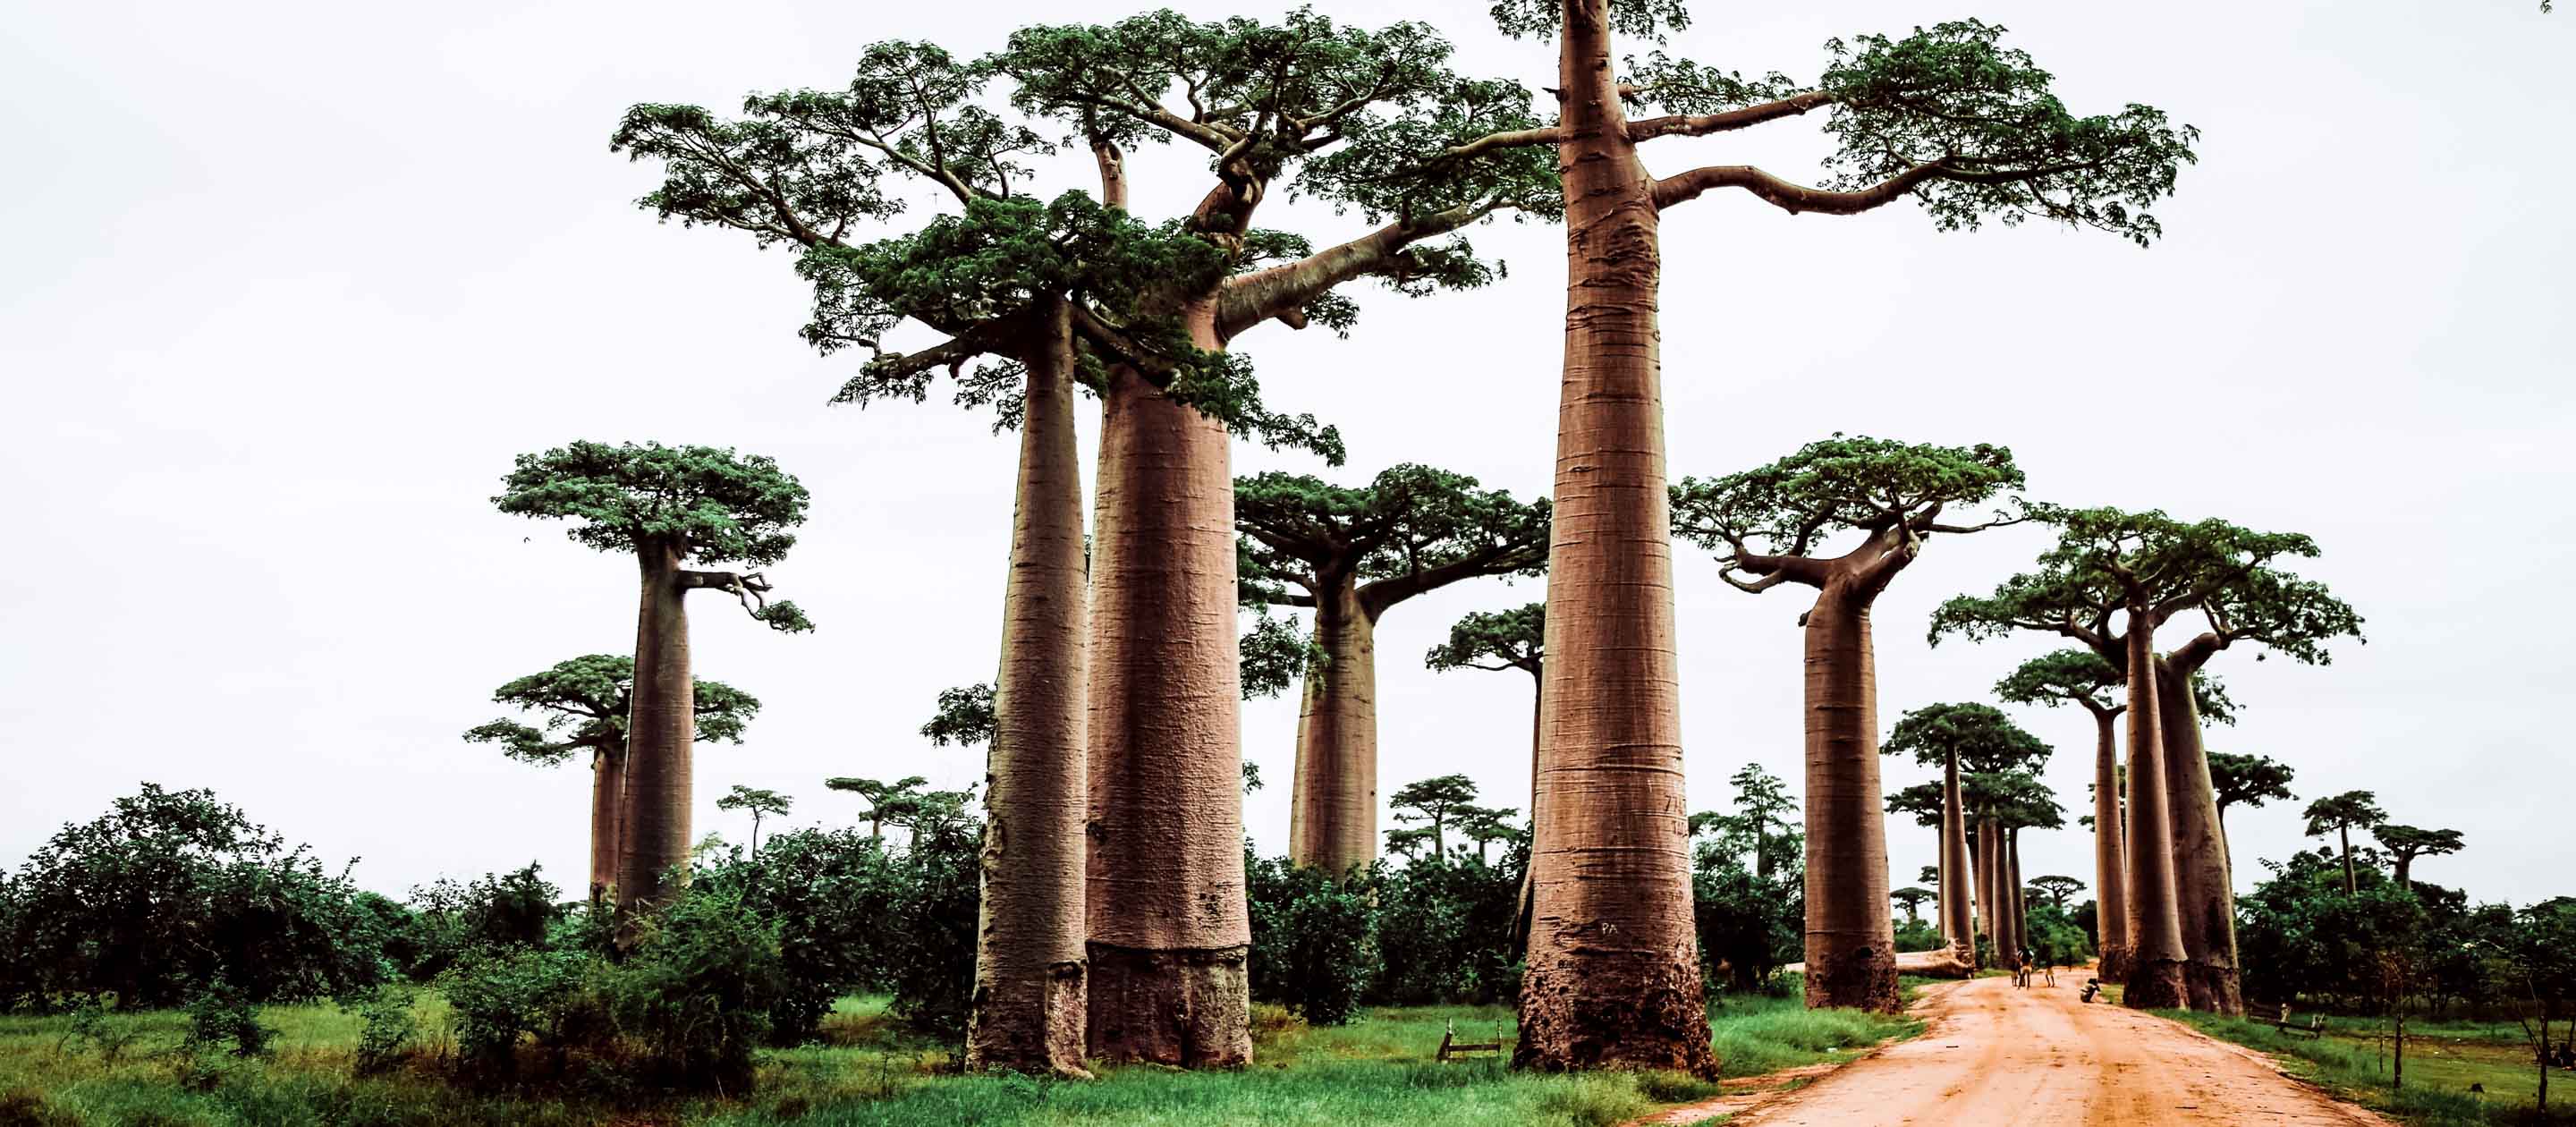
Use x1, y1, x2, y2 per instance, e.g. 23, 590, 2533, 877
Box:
2208, 751, 2298, 819
2374, 824, 2468, 879
182, 980, 275, 1060
876, 807, 980, 1040
688, 828, 909, 1043
1236, 463, 1549, 611
495, 441, 809, 570
2027, 875, 2085, 908
436, 945, 589, 1083
1671, 436, 2021, 563
1488, 0, 1693, 42
1992, 648, 2120, 712
603, 888, 795, 1094
1373, 854, 1524, 1006
1882, 701, 2051, 775
464, 656, 758, 767
918, 684, 995, 747
1388, 775, 1481, 859
1239, 610, 1325, 700
1245, 856, 1382, 1025
346, 987, 421, 1076
1690, 765, 1806, 993
1424, 602, 1543, 674
1, 784, 394, 1012
2304, 791, 2389, 839
401, 864, 564, 981
2021, 899, 2094, 968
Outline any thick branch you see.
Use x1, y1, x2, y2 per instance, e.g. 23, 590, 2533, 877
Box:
1623, 90, 1832, 143
682, 569, 775, 619
1216, 205, 1488, 340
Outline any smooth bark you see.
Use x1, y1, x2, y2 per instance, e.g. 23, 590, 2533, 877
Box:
968, 301, 1092, 1076
589, 747, 625, 904
1084, 336, 1252, 1067
2089, 705, 2132, 979
1976, 818, 2001, 961
2006, 828, 2026, 962
2156, 655, 2243, 1015
1940, 749, 1975, 963
617, 540, 694, 920
1286, 576, 1379, 875
2120, 610, 2190, 1008
1518, 0, 1713, 1077
1799, 580, 1901, 1012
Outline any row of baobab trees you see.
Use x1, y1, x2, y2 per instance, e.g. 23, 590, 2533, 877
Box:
499, 0, 2264, 1080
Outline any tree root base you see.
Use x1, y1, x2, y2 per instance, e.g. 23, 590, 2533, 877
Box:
2123, 958, 2189, 1009
1086, 942, 1249, 1068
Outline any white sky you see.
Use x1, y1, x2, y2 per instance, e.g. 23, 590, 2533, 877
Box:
4, 1, 2568, 912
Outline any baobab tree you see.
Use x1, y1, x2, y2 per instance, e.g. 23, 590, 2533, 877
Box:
825, 775, 928, 841
1456, 804, 1525, 867
1986, 771, 2066, 962
2373, 824, 2465, 888
1236, 465, 1548, 874
2305, 791, 2388, 894
2207, 750, 2295, 837
1388, 775, 1484, 863
1934, 505, 2360, 1013
994, 11, 1562, 1067
1428, 602, 1546, 932
1993, 649, 2128, 976
2029, 876, 2085, 911
716, 785, 792, 853
495, 442, 810, 923
1890, 887, 1934, 926
1436, 0, 2194, 1067
464, 655, 758, 903
1672, 436, 2021, 1010
1885, 703, 2050, 969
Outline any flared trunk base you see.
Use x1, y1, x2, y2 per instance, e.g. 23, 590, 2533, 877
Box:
968, 960, 1091, 1078
1515, 955, 1717, 1077
1804, 941, 1902, 1013
2184, 962, 2244, 1016
2097, 944, 2132, 983
1085, 942, 1250, 1068
2123, 959, 2189, 1010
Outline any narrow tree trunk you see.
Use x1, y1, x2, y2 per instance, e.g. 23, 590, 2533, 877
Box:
1513, 665, 1542, 947
968, 305, 1092, 1076
1517, 0, 1712, 1077
1977, 819, 2002, 962
2156, 657, 2242, 1014
618, 541, 694, 921
2121, 615, 2190, 1008
1940, 749, 1974, 964
2007, 828, 2026, 962
1286, 574, 1378, 875
2394, 855, 2413, 888
2340, 826, 2357, 895
2090, 708, 2131, 979
1085, 343, 1251, 1068
589, 747, 624, 905
1799, 585, 1899, 1011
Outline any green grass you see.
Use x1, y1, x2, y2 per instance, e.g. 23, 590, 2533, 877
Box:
0, 987, 1920, 1127
2160, 1011, 2576, 1127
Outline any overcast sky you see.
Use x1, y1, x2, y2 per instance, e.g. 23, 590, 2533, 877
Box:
4, 1, 2568, 913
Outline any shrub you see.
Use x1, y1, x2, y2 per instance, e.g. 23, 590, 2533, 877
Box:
182, 980, 275, 1059
436, 945, 588, 1082
1371, 855, 1521, 1006
689, 827, 908, 1043
347, 987, 421, 1075
877, 818, 980, 1041
602, 887, 792, 1092
1245, 853, 1379, 1025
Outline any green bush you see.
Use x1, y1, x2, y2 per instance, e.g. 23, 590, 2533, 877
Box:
1246, 854, 1381, 1024
347, 987, 421, 1075
182, 980, 275, 1059
1371, 853, 1522, 1006
689, 827, 909, 1043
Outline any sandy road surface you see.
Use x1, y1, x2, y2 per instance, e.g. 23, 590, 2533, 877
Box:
1716, 972, 2393, 1126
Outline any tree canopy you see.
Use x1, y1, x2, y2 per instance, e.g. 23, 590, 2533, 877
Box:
919, 683, 997, 748
495, 442, 814, 632
462, 655, 758, 767
2208, 751, 2298, 819
1671, 436, 2021, 594
1882, 702, 2051, 775
2029, 876, 2086, 908
2304, 791, 2388, 839
1236, 464, 1548, 619
1424, 602, 1544, 676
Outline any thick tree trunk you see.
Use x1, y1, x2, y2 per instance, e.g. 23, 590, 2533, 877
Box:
2090, 708, 2131, 979
1976, 819, 2002, 962
2007, 829, 2026, 962
1940, 750, 1975, 964
617, 541, 694, 920
2121, 616, 2190, 1008
2156, 657, 2242, 1015
1085, 341, 1251, 1068
589, 747, 624, 905
1517, 0, 1713, 1078
1286, 575, 1378, 875
968, 307, 1092, 1076
1513, 665, 1542, 947
1799, 586, 1900, 1012
2393, 855, 2413, 888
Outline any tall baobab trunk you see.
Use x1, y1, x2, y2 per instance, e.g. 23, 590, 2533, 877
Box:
1518, 0, 1714, 1077
1286, 575, 1378, 875
1085, 322, 1251, 1067
968, 302, 1092, 1076
2120, 614, 2190, 1008
589, 747, 625, 904
619, 539, 694, 919
2155, 657, 2242, 1015
2006, 828, 2026, 962
1799, 579, 1901, 1012
1976, 819, 2001, 961
1940, 749, 1975, 963
2090, 706, 2131, 979
1514, 664, 1543, 946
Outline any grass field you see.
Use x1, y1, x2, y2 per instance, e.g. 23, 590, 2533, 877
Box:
0, 985, 1924, 1127
2161, 1010, 2576, 1127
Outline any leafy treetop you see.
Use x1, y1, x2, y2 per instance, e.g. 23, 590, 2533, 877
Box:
1425, 602, 1544, 677
2028, 875, 2086, 907
464, 655, 758, 767
496, 442, 813, 633
919, 683, 997, 748
716, 785, 793, 819
2207, 751, 2297, 818
1882, 701, 2051, 775
1237, 464, 1548, 620
2302, 791, 2388, 838
2371, 824, 2465, 868
1671, 436, 2021, 595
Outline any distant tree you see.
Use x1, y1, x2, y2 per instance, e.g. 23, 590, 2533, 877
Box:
1885, 703, 2050, 966
1890, 887, 1935, 925
2372, 824, 2465, 888
919, 684, 997, 749
1724, 764, 1800, 880
464, 655, 758, 901
716, 786, 793, 853
825, 776, 929, 840
1427, 602, 1546, 936
1672, 436, 2021, 1011
2029, 876, 2086, 910
2498, 897, 2576, 1112
1995, 649, 2128, 977
1389, 775, 1483, 863
2303, 791, 2387, 895
496, 442, 810, 920
2207, 751, 2297, 838
1238, 467, 1548, 873
1454, 805, 1525, 867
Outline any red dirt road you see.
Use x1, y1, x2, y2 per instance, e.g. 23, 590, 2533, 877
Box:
1713, 973, 2394, 1126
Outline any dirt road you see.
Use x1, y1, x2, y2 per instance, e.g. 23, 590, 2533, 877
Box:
1716, 972, 2394, 1126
